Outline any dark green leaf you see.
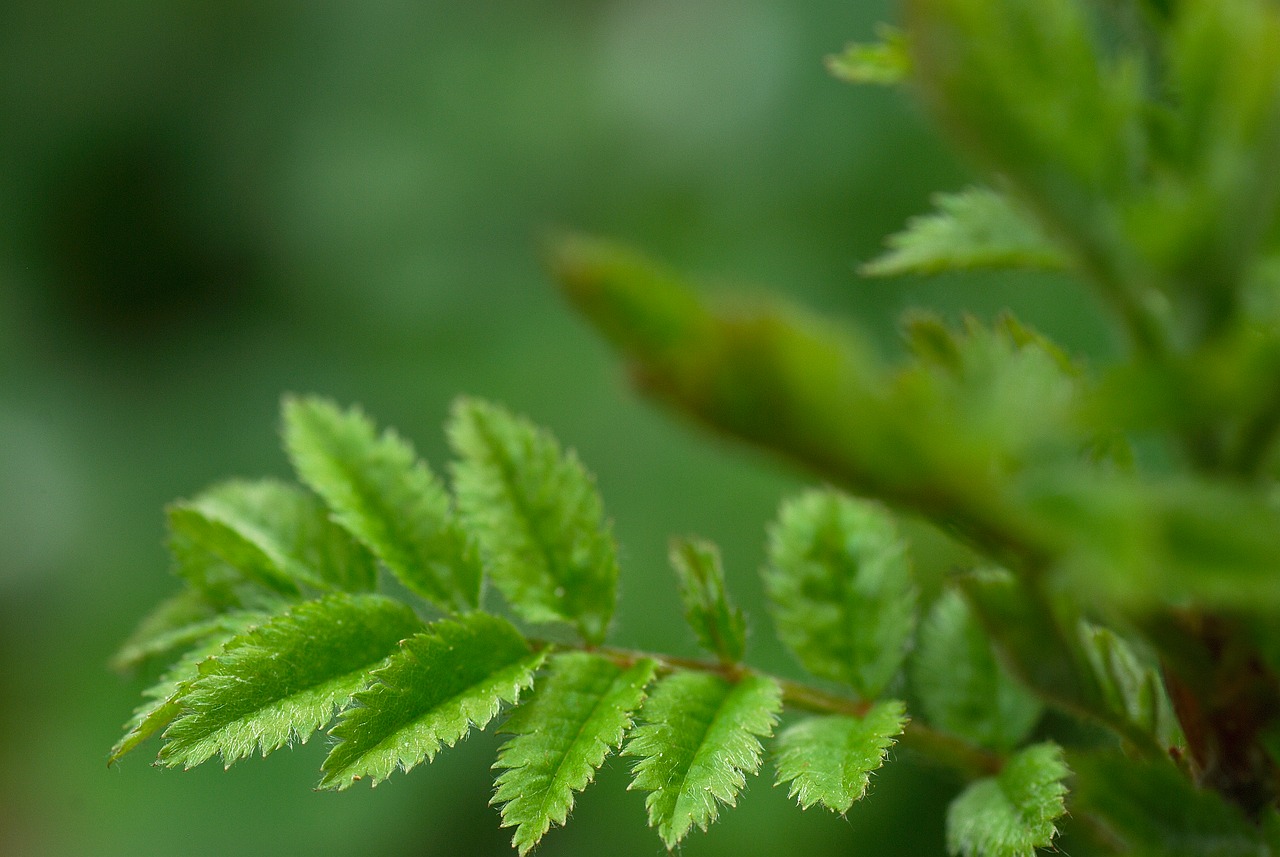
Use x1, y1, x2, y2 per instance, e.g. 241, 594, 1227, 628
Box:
1079, 622, 1183, 752
774, 701, 908, 813
669, 537, 747, 664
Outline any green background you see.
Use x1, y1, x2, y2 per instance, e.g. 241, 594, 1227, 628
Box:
0, 1, 1109, 854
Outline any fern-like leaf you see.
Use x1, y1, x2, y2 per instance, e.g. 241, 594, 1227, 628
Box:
913, 589, 1042, 752
774, 700, 908, 814
448, 397, 618, 645
625, 671, 782, 848
282, 396, 481, 613
945, 742, 1069, 857
764, 489, 916, 699
493, 652, 657, 854
158, 594, 425, 769
670, 537, 747, 664
320, 612, 543, 789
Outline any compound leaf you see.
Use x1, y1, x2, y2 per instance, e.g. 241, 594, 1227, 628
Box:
448, 397, 618, 645
775, 700, 908, 813
861, 187, 1067, 277
670, 537, 747, 664
625, 671, 782, 848
913, 589, 1042, 752
320, 612, 542, 789
283, 396, 480, 613
493, 653, 656, 854
945, 742, 1069, 857
765, 489, 916, 698
159, 594, 425, 769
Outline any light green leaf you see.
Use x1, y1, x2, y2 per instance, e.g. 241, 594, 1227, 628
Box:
1079, 622, 1183, 752
861, 187, 1067, 277
159, 594, 425, 769
448, 397, 618, 645
320, 612, 542, 789
913, 589, 1042, 752
774, 701, 908, 813
282, 396, 481, 613
625, 671, 782, 848
946, 742, 1069, 857
670, 537, 747, 664
493, 653, 656, 855
764, 489, 916, 698
826, 24, 911, 86
111, 587, 227, 672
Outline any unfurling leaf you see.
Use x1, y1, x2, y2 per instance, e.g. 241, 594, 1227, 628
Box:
945, 742, 1069, 857
626, 671, 782, 848
774, 700, 908, 813
449, 397, 618, 644
669, 537, 747, 664
765, 489, 916, 698
321, 612, 543, 789
493, 653, 656, 854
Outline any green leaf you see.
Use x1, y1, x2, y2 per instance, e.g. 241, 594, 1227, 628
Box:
158, 594, 425, 769
1079, 622, 1183, 752
826, 24, 911, 86
111, 587, 227, 672
774, 701, 908, 813
764, 489, 916, 698
625, 671, 782, 848
282, 396, 481, 613
913, 589, 1042, 752
669, 537, 747, 664
320, 612, 542, 789
861, 187, 1068, 277
493, 653, 656, 855
1073, 753, 1268, 857
945, 742, 1069, 857
448, 397, 618, 644
109, 611, 265, 764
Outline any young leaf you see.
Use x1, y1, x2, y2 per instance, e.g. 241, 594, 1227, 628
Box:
669, 537, 747, 664
282, 396, 481, 613
111, 587, 229, 672
625, 671, 782, 848
774, 700, 908, 814
448, 397, 618, 645
765, 489, 916, 698
945, 742, 1069, 857
158, 594, 425, 769
1079, 623, 1183, 752
493, 652, 656, 855
320, 612, 543, 790
861, 187, 1068, 277
913, 589, 1042, 752
826, 24, 911, 86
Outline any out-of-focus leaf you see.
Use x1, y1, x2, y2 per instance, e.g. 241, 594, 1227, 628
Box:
826, 25, 912, 86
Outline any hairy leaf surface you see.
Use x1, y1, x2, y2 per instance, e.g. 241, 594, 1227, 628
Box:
449, 398, 618, 644
493, 653, 656, 854
321, 612, 542, 789
945, 742, 1069, 857
765, 489, 916, 698
159, 594, 424, 769
670, 537, 746, 663
913, 589, 1042, 752
775, 701, 908, 813
625, 671, 782, 848
283, 396, 480, 613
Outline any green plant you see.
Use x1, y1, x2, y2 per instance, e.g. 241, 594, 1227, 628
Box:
113, 0, 1280, 854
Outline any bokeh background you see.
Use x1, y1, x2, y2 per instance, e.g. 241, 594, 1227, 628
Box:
0, 1, 1112, 855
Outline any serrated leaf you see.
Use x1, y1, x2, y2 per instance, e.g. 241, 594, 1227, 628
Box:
826, 24, 911, 86
1079, 622, 1183, 753
169, 479, 378, 598
913, 589, 1042, 752
158, 594, 425, 769
282, 396, 481, 613
625, 671, 782, 848
493, 652, 656, 855
109, 611, 265, 764
448, 397, 618, 644
670, 537, 747, 664
861, 187, 1067, 277
946, 742, 1069, 857
775, 701, 908, 813
764, 489, 916, 698
320, 612, 542, 789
